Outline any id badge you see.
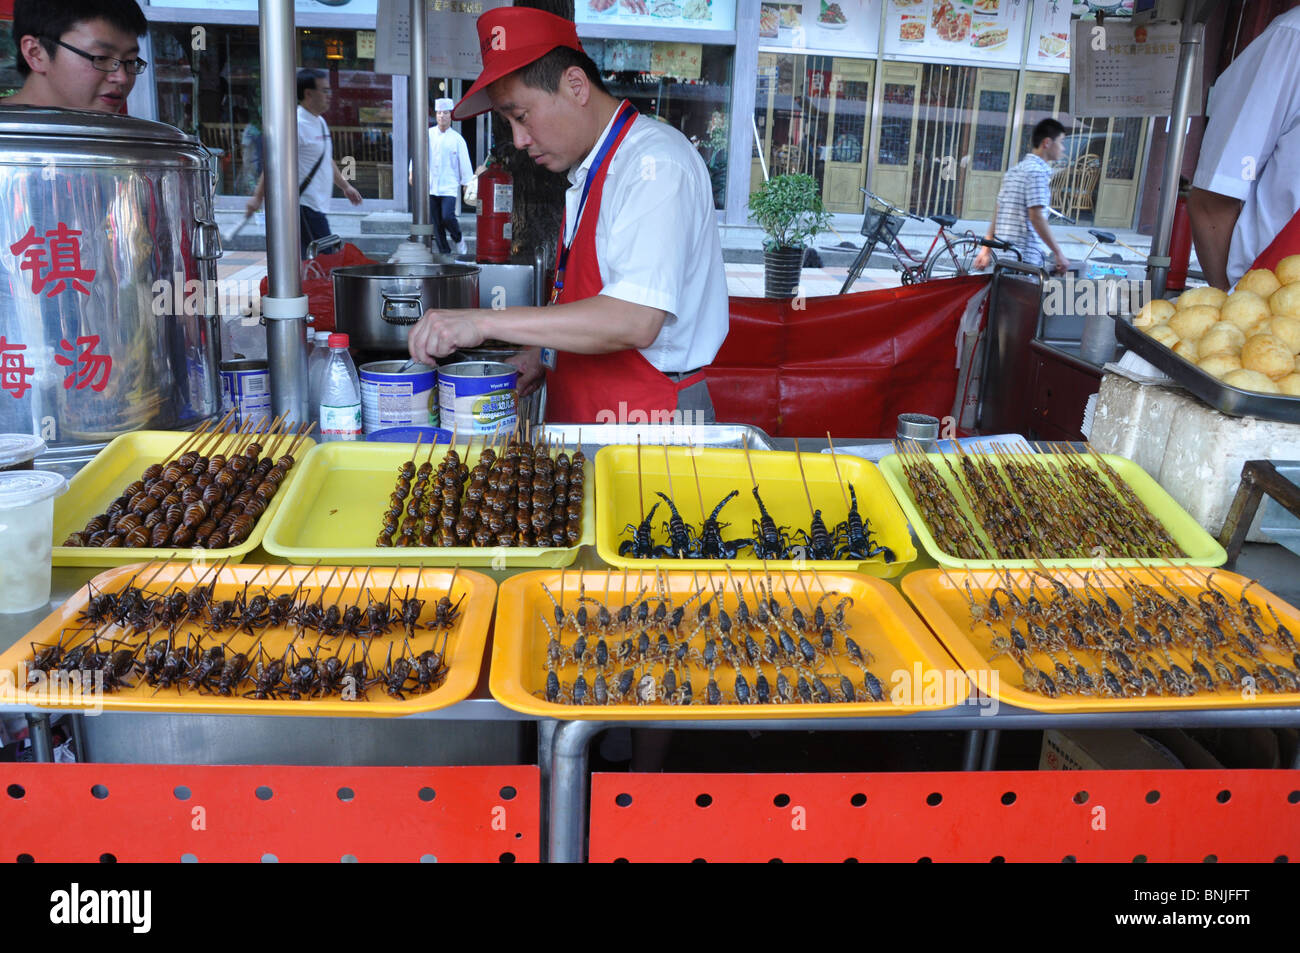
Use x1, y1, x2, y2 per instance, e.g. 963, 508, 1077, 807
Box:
540, 347, 557, 370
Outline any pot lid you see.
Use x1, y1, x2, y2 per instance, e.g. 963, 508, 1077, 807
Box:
0, 469, 66, 509
0, 106, 197, 146
0, 435, 46, 468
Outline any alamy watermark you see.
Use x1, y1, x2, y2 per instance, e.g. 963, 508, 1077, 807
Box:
151, 272, 261, 320
1042, 274, 1150, 318
1, 663, 104, 715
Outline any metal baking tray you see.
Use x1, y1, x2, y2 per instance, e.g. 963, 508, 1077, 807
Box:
1115, 318, 1300, 424
539, 423, 774, 451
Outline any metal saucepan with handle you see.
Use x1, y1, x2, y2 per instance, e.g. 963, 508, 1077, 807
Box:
332, 262, 480, 352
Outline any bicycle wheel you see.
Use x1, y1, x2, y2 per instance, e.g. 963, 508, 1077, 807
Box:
923, 237, 984, 281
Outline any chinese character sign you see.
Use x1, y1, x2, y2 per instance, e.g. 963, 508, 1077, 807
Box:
9, 223, 96, 298
53, 335, 113, 392
0, 337, 34, 399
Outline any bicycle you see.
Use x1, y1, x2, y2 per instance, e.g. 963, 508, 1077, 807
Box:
838, 189, 1012, 293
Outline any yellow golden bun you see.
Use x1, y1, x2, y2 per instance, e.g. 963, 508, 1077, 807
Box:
1146, 324, 1180, 348
1176, 286, 1228, 309
1235, 269, 1282, 298
1198, 321, 1246, 357
1220, 290, 1270, 332
1133, 299, 1176, 328
1222, 369, 1281, 393
1197, 352, 1243, 379
1172, 339, 1199, 362
1277, 372, 1300, 396
1264, 315, 1300, 354
1277, 255, 1300, 285
1241, 333, 1296, 380
1269, 282, 1300, 318
1168, 305, 1220, 341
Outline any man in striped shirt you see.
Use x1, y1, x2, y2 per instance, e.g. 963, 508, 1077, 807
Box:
975, 118, 1069, 274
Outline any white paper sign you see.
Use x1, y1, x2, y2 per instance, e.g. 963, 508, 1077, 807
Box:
375, 0, 510, 79
881, 0, 1029, 68
1070, 20, 1201, 117
757, 0, 880, 57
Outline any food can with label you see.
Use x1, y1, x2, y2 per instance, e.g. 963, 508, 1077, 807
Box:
219, 359, 272, 429
437, 361, 517, 436
359, 360, 438, 434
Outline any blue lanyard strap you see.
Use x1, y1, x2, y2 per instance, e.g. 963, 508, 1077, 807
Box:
552, 101, 638, 301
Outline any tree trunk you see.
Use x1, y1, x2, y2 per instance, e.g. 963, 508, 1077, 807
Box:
491, 0, 574, 272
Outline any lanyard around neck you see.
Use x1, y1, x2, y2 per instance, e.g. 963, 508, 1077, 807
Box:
551, 101, 637, 304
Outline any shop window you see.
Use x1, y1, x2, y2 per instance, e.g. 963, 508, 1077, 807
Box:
587, 41, 733, 209
0, 21, 18, 99
148, 23, 394, 201
878, 83, 915, 166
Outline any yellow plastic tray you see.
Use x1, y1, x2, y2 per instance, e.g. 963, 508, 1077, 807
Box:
52, 430, 316, 567
261, 441, 594, 567
490, 568, 966, 720
877, 450, 1227, 569
594, 446, 917, 577
902, 567, 1300, 713
1, 562, 495, 717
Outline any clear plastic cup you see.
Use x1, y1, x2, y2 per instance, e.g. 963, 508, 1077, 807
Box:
0, 470, 68, 613
0, 434, 46, 472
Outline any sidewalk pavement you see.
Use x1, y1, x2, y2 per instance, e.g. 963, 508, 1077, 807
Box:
214, 207, 1169, 299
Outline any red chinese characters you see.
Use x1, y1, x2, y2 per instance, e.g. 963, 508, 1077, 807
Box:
9, 223, 96, 297
54, 335, 112, 392
0, 337, 34, 399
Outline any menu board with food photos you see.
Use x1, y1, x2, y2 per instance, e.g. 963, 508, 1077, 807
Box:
881, 0, 1029, 66
577, 0, 737, 32
757, 0, 881, 56
1028, 0, 1073, 73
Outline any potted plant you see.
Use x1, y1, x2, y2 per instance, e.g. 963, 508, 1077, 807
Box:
747, 173, 832, 298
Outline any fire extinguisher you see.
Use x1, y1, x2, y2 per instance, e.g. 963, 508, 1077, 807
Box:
1167, 177, 1192, 292
476, 156, 512, 264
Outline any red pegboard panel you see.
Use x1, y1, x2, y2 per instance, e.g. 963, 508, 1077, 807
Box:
590, 770, 1300, 863
0, 764, 538, 863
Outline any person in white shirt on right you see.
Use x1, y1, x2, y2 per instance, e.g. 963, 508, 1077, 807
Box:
427, 97, 474, 256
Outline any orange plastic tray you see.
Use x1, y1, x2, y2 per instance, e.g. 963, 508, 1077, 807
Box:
902, 566, 1300, 713
491, 568, 967, 720
1, 562, 495, 718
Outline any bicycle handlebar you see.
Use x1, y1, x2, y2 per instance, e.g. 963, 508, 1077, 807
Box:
978, 237, 1013, 252
859, 187, 926, 223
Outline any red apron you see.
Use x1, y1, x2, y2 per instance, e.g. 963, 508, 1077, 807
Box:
544, 102, 706, 423
1250, 205, 1300, 271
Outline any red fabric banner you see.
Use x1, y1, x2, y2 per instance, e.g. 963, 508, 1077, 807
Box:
705, 275, 988, 437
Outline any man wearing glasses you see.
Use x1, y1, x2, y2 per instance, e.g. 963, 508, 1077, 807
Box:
3, 0, 149, 113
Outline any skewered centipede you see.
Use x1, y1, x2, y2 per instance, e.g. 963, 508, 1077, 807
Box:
895, 441, 1185, 561
374, 422, 586, 549
940, 562, 1300, 701
62, 409, 314, 551
21, 564, 466, 702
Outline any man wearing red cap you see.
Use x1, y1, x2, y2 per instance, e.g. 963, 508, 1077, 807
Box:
407, 7, 728, 423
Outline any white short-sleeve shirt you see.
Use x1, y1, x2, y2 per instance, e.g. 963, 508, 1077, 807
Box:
297, 104, 334, 214
427, 125, 474, 198
562, 108, 729, 373
1192, 8, 1300, 284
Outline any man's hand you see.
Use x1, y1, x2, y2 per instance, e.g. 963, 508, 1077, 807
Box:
245, 197, 261, 217
973, 246, 992, 270
408, 308, 488, 365
344, 183, 363, 206
1052, 254, 1070, 275
506, 346, 545, 397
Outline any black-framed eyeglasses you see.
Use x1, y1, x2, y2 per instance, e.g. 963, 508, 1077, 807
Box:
51, 38, 148, 75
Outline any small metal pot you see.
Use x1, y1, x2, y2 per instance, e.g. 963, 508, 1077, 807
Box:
332, 263, 480, 352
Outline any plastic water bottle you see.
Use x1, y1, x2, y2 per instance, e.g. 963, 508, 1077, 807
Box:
306, 330, 331, 429
318, 333, 362, 442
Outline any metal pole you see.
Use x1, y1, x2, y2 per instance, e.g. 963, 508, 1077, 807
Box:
961, 730, 983, 771
979, 729, 1001, 771
26, 714, 54, 763
409, 0, 433, 248
549, 720, 604, 863
259, 0, 308, 425
1147, 0, 1202, 299
537, 719, 557, 858
69, 713, 90, 763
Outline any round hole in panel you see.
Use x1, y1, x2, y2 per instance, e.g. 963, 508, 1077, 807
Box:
1073, 790, 1089, 805
844, 858, 859, 863
773, 793, 790, 808
926, 792, 942, 807
1145, 790, 1160, 804
499, 852, 516, 863
337, 787, 355, 802
90, 784, 109, 799
1275, 855, 1289, 863
341, 854, 358, 863
1062, 855, 1077, 863
99, 853, 116, 863
1215, 789, 1231, 804
419, 854, 438, 863
990, 856, 1005, 863
261, 853, 278, 863
1288, 790, 1300, 804
255, 785, 273, 801
1001, 791, 1016, 806
691, 858, 707, 863
17, 854, 34, 863
614, 857, 629, 863
418, 787, 436, 802
6, 784, 24, 799
768, 858, 783, 864
173, 785, 191, 801
1133, 854, 1147, 863
695, 793, 712, 808
850, 793, 867, 807
1204, 854, 1218, 863
615, 793, 632, 807
499, 786, 517, 801
917, 857, 932, 863
181, 854, 198, 863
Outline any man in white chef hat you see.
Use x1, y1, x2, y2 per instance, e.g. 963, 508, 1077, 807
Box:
426, 96, 476, 256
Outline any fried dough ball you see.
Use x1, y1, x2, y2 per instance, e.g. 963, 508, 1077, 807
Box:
1222, 369, 1280, 393
1277, 372, 1300, 396
1133, 298, 1176, 329
1175, 286, 1228, 310
1264, 314, 1300, 354
1220, 290, 1270, 333
1146, 324, 1180, 348
1198, 321, 1246, 357
1276, 255, 1300, 286
1269, 282, 1300, 319
1242, 333, 1296, 380
1236, 268, 1282, 299
1197, 352, 1242, 379
1168, 305, 1219, 341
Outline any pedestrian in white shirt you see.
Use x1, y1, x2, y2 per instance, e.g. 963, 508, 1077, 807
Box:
406, 8, 728, 423
1190, 8, 1300, 289
975, 117, 1069, 274
428, 97, 474, 255
247, 69, 363, 257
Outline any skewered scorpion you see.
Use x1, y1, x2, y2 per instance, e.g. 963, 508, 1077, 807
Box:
750, 486, 794, 559
619, 501, 662, 557
833, 484, 895, 563
695, 490, 751, 559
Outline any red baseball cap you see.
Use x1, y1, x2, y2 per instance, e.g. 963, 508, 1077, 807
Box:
452, 7, 586, 121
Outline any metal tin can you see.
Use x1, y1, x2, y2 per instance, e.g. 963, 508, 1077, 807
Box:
437, 361, 517, 436
359, 360, 438, 434
219, 360, 271, 429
